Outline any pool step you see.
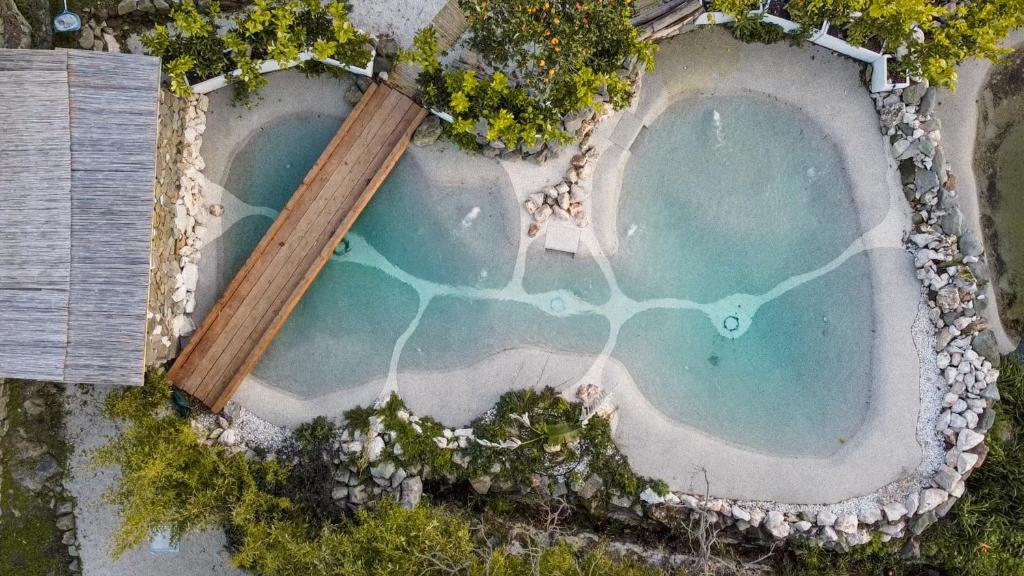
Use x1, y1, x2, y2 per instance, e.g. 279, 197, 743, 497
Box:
545, 224, 581, 255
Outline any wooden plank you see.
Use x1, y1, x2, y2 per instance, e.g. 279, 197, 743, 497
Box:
187, 88, 416, 404
208, 103, 426, 411
169, 84, 428, 410
191, 92, 413, 399
191, 93, 407, 399
182, 88, 403, 399
171, 83, 386, 383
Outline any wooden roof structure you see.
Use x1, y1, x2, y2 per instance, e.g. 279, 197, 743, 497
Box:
0, 48, 160, 386
170, 83, 426, 411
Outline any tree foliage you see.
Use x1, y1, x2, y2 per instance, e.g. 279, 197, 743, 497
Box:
100, 373, 676, 575
141, 0, 370, 102
402, 0, 655, 150
715, 0, 1024, 88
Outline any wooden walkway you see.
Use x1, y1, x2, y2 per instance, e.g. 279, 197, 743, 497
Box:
169, 83, 426, 411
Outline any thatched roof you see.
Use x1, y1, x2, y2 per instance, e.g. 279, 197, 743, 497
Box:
0, 48, 160, 386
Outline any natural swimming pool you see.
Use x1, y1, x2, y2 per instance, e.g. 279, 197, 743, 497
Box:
210, 95, 874, 457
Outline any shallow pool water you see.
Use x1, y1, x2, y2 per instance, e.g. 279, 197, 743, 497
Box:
215, 95, 874, 456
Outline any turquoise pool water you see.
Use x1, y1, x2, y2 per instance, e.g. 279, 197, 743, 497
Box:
215, 96, 873, 456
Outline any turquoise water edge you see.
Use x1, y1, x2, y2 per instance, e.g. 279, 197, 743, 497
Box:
215, 97, 873, 457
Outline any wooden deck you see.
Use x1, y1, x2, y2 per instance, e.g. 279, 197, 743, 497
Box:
168, 83, 426, 411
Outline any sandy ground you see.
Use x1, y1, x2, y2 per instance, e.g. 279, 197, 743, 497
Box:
63, 385, 244, 576
588, 29, 925, 503
194, 29, 929, 504
934, 29, 1024, 354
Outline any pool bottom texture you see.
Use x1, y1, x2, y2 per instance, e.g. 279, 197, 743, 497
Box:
216, 96, 874, 457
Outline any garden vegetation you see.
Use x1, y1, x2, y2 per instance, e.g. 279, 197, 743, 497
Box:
141, 0, 370, 102
98, 372, 674, 575
711, 0, 1024, 88
402, 0, 655, 150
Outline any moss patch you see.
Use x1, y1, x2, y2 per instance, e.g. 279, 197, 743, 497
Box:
0, 381, 73, 576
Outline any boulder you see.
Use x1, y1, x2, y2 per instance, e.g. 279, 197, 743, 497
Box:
413, 115, 443, 147
940, 206, 964, 236
576, 474, 603, 499
763, 511, 789, 539
344, 84, 363, 106
56, 514, 75, 532
915, 166, 940, 194
902, 81, 929, 106
883, 501, 908, 522
116, 0, 135, 14
957, 428, 985, 451
917, 488, 949, 514
936, 286, 961, 313
78, 26, 95, 50
834, 513, 858, 534
959, 228, 984, 258
366, 435, 385, 461
370, 460, 395, 480
858, 504, 883, 525
919, 87, 938, 116
400, 476, 423, 509
470, 475, 493, 495
638, 487, 663, 505
932, 465, 962, 493
816, 510, 837, 527
0, 0, 32, 48
972, 330, 999, 362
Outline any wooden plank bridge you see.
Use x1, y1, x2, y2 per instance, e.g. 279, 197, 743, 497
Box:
169, 83, 426, 411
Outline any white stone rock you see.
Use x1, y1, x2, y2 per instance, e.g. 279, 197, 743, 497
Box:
218, 428, 238, 446
764, 511, 789, 539
731, 505, 751, 522
883, 502, 908, 522
859, 504, 883, 525
918, 488, 949, 514
956, 428, 984, 451
639, 487, 663, 505
366, 436, 385, 462
956, 451, 979, 474
834, 513, 858, 534
816, 510, 837, 527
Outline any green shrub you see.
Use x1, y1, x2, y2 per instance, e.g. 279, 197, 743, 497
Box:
97, 372, 288, 556
458, 0, 654, 111
729, 14, 788, 44
717, 0, 1024, 89
142, 0, 370, 102
403, 0, 655, 150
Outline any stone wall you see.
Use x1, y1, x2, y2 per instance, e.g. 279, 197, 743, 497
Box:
0, 0, 32, 49
147, 90, 208, 367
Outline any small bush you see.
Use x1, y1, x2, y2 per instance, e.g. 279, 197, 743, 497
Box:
142, 0, 370, 102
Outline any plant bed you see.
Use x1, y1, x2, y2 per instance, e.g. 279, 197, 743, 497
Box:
143, 0, 372, 103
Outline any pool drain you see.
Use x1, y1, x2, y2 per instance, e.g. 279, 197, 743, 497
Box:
723, 315, 740, 332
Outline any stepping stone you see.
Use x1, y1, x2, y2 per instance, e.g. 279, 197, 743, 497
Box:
545, 224, 581, 255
